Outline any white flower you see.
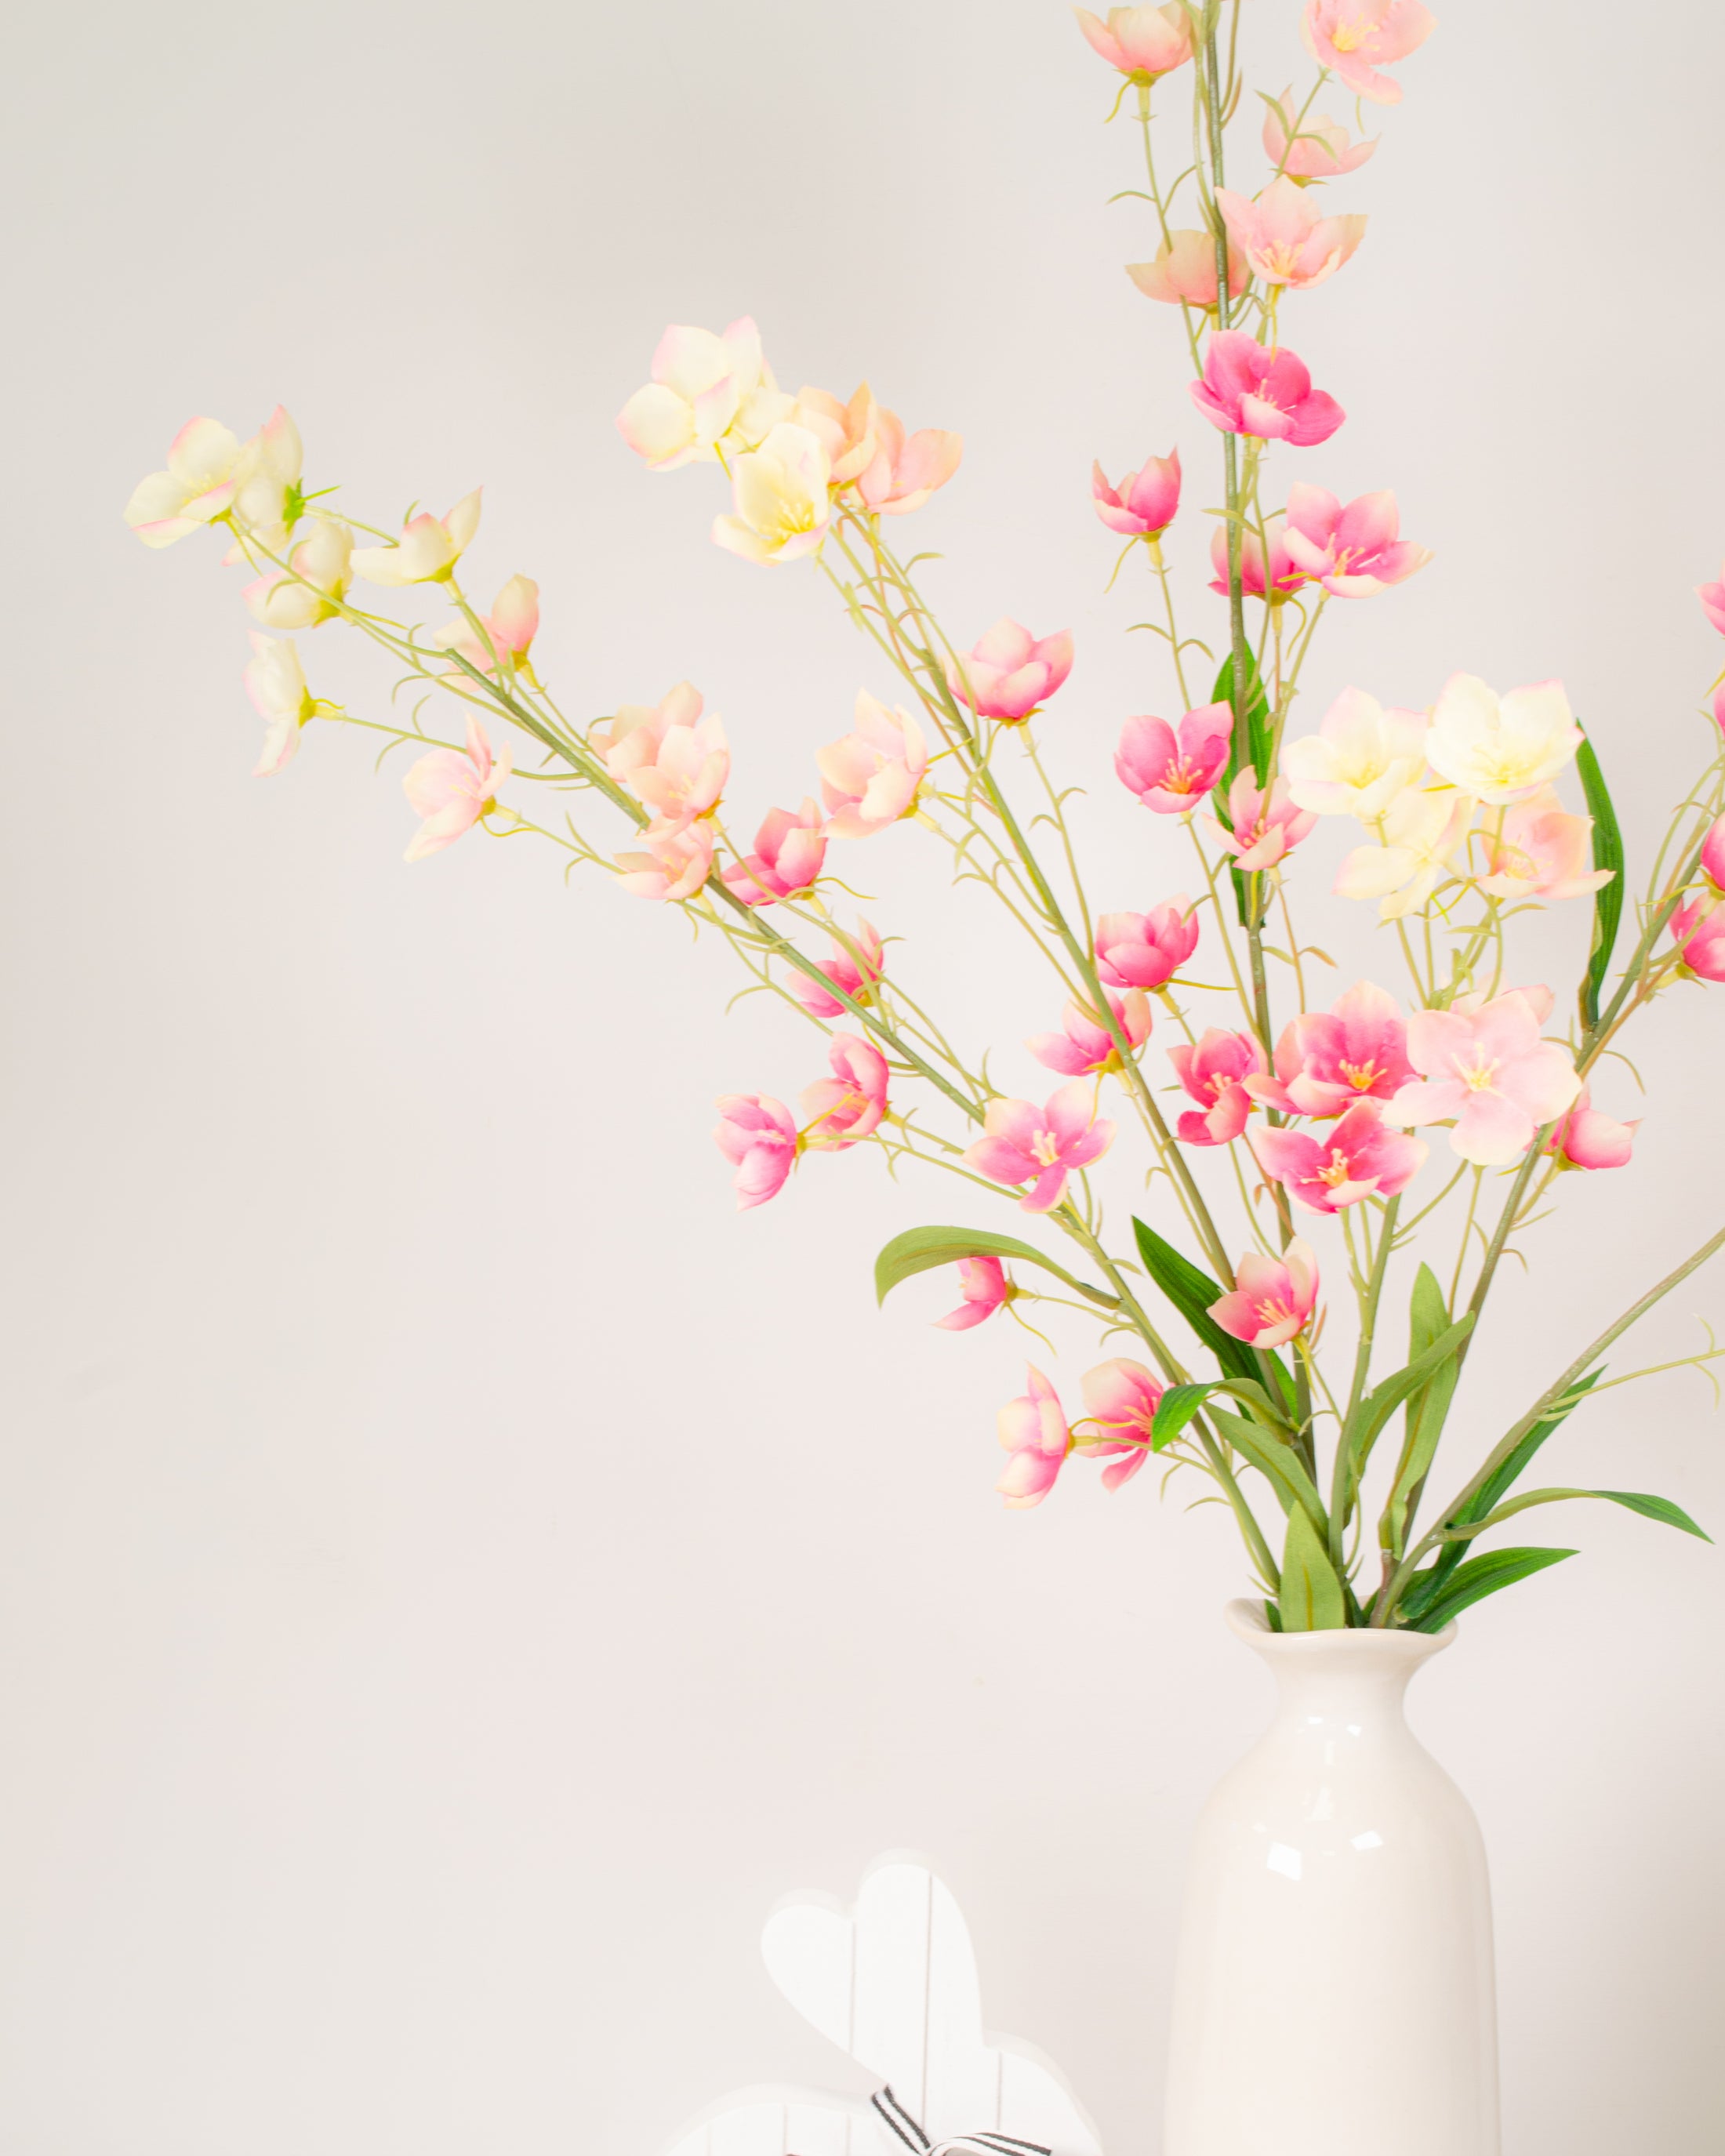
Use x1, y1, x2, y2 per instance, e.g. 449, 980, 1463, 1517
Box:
1422, 673, 1582, 804
710, 423, 833, 565
123, 416, 244, 547
223, 406, 305, 565
350, 490, 481, 586
242, 633, 333, 776
1282, 686, 1429, 818
616, 316, 791, 471
243, 514, 354, 630
1335, 785, 1473, 920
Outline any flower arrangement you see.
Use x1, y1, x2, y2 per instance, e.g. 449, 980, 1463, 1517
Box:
127, 0, 1724, 1634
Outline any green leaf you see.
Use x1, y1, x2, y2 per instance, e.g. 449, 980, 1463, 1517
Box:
1149, 1382, 1216, 1452
1575, 728, 1624, 1031
1434, 1484, 1710, 1546
1381, 1266, 1465, 1562
1212, 651, 1273, 789
1595, 1489, 1712, 1538
1404, 1546, 1578, 1634
1278, 1505, 1346, 1632
1131, 1217, 1296, 1407
873, 1225, 1111, 1308
1210, 1406, 1327, 1530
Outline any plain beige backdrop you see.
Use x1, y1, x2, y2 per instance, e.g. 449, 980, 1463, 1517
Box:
4, 1, 1723, 2150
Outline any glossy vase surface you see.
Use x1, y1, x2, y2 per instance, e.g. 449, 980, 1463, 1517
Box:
1163, 1600, 1499, 2156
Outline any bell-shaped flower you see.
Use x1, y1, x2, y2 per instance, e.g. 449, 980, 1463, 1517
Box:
1251, 1101, 1427, 1214
945, 619, 1074, 723
1424, 673, 1583, 804
616, 317, 788, 471
722, 800, 828, 906
124, 416, 244, 546
1548, 1088, 1637, 1172
243, 633, 334, 778
712, 423, 833, 564
1215, 176, 1367, 291
1094, 899, 1200, 990
1209, 517, 1304, 601
401, 714, 511, 863
1191, 332, 1345, 446
350, 491, 482, 587
789, 920, 887, 1018
223, 406, 306, 564
1283, 686, 1429, 818
1208, 771, 1317, 873
1302, 0, 1435, 106
996, 1367, 1073, 1510
819, 691, 929, 838
1076, 1359, 1168, 1492
714, 1093, 799, 1210
964, 1083, 1116, 1214
1128, 229, 1248, 309
1283, 485, 1430, 597
1698, 566, 1725, 637
790, 383, 880, 485
596, 681, 730, 827
1335, 785, 1473, 919
1073, 3, 1193, 78
614, 820, 716, 902
1702, 814, 1725, 893
1262, 88, 1378, 180
1116, 701, 1233, 813
935, 1255, 1011, 1332
430, 574, 541, 682
1168, 1029, 1266, 1146
1027, 988, 1153, 1076
800, 1033, 891, 1152
242, 514, 354, 631
1479, 790, 1613, 904
853, 405, 963, 517
1093, 448, 1181, 538
1210, 1241, 1320, 1349
1669, 899, 1725, 982
1386, 989, 1582, 1166
1244, 979, 1414, 1118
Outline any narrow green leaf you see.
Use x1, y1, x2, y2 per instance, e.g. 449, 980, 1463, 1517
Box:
1210, 1406, 1327, 1530
1149, 1382, 1216, 1451
1436, 1485, 1711, 1545
873, 1225, 1109, 1308
1279, 1505, 1346, 1632
1404, 1546, 1578, 1634
1212, 652, 1273, 788
1595, 1488, 1712, 1538
1131, 1217, 1297, 1406
1350, 1316, 1475, 1460
1575, 729, 1625, 1031
1382, 1266, 1464, 1562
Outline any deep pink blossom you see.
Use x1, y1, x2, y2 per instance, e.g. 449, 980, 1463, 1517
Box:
1702, 815, 1725, 893
1699, 567, 1725, 637
799, 1034, 890, 1151
1283, 485, 1430, 597
1215, 177, 1366, 291
1092, 448, 1181, 538
945, 619, 1075, 723
1251, 1102, 1427, 1214
1094, 901, 1200, 990
964, 1083, 1116, 1214
1547, 1088, 1637, 1172
1168, 1029, 1266, 1146
1128, 230, 1248, 309
1190, 332, 1345, 447
788, 920, 886, 1018
996, 1367, 1073, 1510
1209, 517, 1304, 601
1116, 701, 1233, 812
1207, 770, 1317, 873
722, 800, 827, 906
1073, 4, 1193, 79
1302, 0, 1435, 106
714, 1094, 798, 1210
853, 406, 964, 517
1027, 988, 1153, 1076
1387, 989, 1582, 1166
1244, 979, 1414, 1118
1210, 1240, 1320, 1350
1262, 88, 1378, 179
936, 1256, 1011, 1332
1670, 900, 1725, 982
1077, 1359, 1167, 1492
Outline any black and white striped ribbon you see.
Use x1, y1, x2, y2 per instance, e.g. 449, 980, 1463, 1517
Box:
870, 2085, 1052, 2156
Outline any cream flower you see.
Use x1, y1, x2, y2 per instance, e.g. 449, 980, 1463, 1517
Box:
710, 423, 832, 564
616, 317, 790, 471
1282, 686, 1429, 818
350, 490, 481, 586
1422, 673, 1582, 804
242, 514, 354, 630
242, 633, 334, 777
123, 416, 244, 547
223, 406, 305, 564
1335, 785, 1473, 920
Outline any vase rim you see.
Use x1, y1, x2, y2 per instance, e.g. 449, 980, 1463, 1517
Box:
1225, 1596, 1458, 1658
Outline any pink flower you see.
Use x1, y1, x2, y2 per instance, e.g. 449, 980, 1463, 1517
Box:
614, 820, 716, 902
945, 619, 1075, 723
1698, 567, 1725, 637
936, 1256, 1011, 1332
1547, 1088, 1637, 1172
1670, 899, 1725, 982
594, 681, 730, 826
1092, 448, 1181, 538
1168, 1029, 1266, 1146
1094, 900, 1200, 990
1244, 979, 1414, 1117
1215, 176, 1367, 291
1282, 485, 1431, 597
800, 1033, 891, 1151
1207, 770, 1317, 873
1190, 332, 1345, 447
996, 1367, 1073, 1510
1210, 1240, 1320, 1350
1077, 1359, 1167, 1491
1702, 815, 1725, 894
714, 1094, 799, 1210
1073, 4, 1193, 79
1027, 989, 1153, 1076
722, 801, 828, 906
1387, 990, 1582, 1167
818, 691, 929, 838
1116, 701, 1233, 812
1209, 517, 1304, 601
431, 574, 541, 680
1301, 0, 1435, 106
853, 405, 964, 517
401, 714, 511, 863
1251, 1101, 1427, 1214
788, 920, 887, 1018
1479, 791, 1614, 903
1714, 683, 1725, 735
964, 1083, 1116, 1214
1128, 230, 1248, 310
790, 383, 880, 485
1262, 88, 1378, 179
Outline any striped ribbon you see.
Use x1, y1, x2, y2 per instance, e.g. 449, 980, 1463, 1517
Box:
870, 2085, 1052, 2156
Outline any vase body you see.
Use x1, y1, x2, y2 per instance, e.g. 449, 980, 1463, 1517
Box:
1163, 1600, 1499, 2156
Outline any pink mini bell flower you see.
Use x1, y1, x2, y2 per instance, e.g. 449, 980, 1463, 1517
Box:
1168, 1029, 1267, 1147
1073, 4, 1193, 80
1262, 88, 1378, 180
1698, 567, 1725, 637
1670, 900, 1725, 982
722, 800, 828, 906
1077, 1359, 1168, 1491
1283, 485, 1430, 597
790, 383, 881, 486
788, 920, 887, 1018
1191, 332, 1345, 447
1208, 770, 1317, 873
1387, 989, 1582, 1166
1116, 701, 1234, 812
1479, 791, 1614, 904
1251, 1101, 1428, 1214
614, 820, 716, 902
401, 714, 511, 863
1128, 229, 1249, 310
1027, 988, 1153, 1076
1701, 814, 1725, 894
800, 1033, 891, 1151
1301, 0, 1435, 106
964, 1083, 1117, 1214
996, 1366, 1073, 1510
1092, 448, 1182, 538
853, 406, 964, 517
714, 1093, 799, 1210
818, 691, 929, 838
936, 1256, 1011, 1332
1094, 900, 1200, 990
1547, 1088, 1637, 1172
1209, 518, 1304, 601
350, 491, 482, 586
1210, 1240, 1320, 1349
1215, 176, 1367, 291
1244, 979, 1414, 1118
946, 619, 1075, 723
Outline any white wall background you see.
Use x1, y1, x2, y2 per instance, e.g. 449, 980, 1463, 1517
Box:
3, 2, 1723, 2150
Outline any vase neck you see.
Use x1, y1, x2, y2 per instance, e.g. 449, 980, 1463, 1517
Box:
1225, 1597, 1455, 1741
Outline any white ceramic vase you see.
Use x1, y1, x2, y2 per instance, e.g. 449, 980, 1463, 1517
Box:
1163, 1599, 1499, 2156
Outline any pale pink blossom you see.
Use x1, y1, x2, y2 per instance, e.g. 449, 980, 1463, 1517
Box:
616, 317, 787, 470
1209, 517, 1304, 601
964, 1083, 1116, 1214
1701, 814, 1725, 893
223, 406, 306, 564
1387, 990, 1582, 1166
853, 405, 964, 517
936, 1256, 1011, 1332
1424, 674, 1583, 804
594, 681, 729, 826
788, 920, 887, 1018
1251, 1101, 1427, 1214
800, 1034, 891, 1151
1698, 567, 1725, 637
945, 620, 1074, 723
1283, 485, 1430, 597
431, 574, 541, 681
614, 820, 716, 902
401, 714, 511, 863
1027, 989, 1153, 1076
1302, 0, 1435, 105
1479, 790, 1614, 904
1210, 1240, 1320, 1350
714, 1094, 799, 1210
1128, 229, 1248, 309
1335, 786, 1473, 919
996, 1367, 1073, 1510
1282, 687, 1429, 818
721, 800, 828, 906
1215, 176, 1367, 291
1094, 901, 1200, 990
242, 633, 329, 778
1669, 899, 1725, 982
1191, 332, 1345, 446
1244, 979, 1414, 1117
1548, 1088, 1637, 1172
1116, 701, 1233, 812
124, 415, 245, 546
1262, 88, 1378, 180
1207, 770, 1317, 873
1077, 1359, 1167, 1491
350, 491, 481, 586
790, 383, 879, 485
819, 691, 929, 838
1092, 448, 1181, 538
242, 515, 354, 631
712, 423, 833, 564
1073, 4, 1193, 79
1168, 1029, 1266, 1146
